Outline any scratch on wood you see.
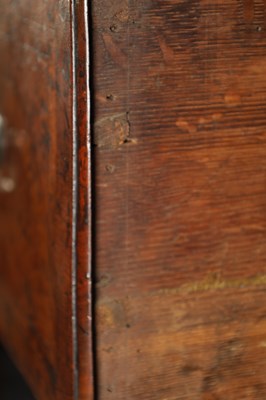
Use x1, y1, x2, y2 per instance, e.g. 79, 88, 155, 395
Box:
152, 274, 266, 297
158, 36, 175, 63
98, 275, 266, 308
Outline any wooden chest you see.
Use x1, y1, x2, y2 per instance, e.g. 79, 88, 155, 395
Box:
0, 1, 266, 399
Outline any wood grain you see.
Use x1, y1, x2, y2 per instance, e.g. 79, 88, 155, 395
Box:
1, 1, 266, 399
92, 0, 266, 399
0, 1, 93, 399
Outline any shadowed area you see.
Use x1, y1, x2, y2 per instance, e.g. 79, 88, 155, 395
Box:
0, 345, 35, 399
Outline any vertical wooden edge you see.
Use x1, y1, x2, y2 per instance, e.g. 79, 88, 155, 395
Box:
71, 1, 94, 399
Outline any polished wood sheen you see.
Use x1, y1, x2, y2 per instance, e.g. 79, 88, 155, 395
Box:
0, 1, 266, 400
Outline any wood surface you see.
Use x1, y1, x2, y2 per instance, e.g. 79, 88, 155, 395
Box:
0, 1, 93, 400
1, 1, 266, 399
93, 0, 266, 399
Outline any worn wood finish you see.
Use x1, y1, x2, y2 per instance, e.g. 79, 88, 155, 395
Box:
93, 0, 266, 399
1, 1, 266, 399
0, 1, 92, 400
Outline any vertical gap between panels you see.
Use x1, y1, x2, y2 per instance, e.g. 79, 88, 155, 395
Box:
73, 0, 98, 399
87, 0, 99, 398
71, 0, 79, 399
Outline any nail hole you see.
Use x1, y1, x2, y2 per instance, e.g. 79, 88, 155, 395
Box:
106, 94, 115, 101
110, 24, 118, 32
105, 164, 115, 173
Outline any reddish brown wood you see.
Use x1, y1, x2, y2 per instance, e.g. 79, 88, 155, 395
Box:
93, 0, 266, 399
0, 1, 93, 400
1, 0, 266, 399
74, 0, 94, 398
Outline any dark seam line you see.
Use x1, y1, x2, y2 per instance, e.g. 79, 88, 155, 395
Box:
87, 0, 98, 398
85, 0, 97, 399
71, 0, 79, 399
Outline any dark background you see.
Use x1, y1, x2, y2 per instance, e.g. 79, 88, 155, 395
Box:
0, 345, 35, 399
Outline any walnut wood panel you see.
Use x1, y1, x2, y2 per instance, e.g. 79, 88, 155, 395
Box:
93, 1, 266, 399
0, 1, 93, 400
